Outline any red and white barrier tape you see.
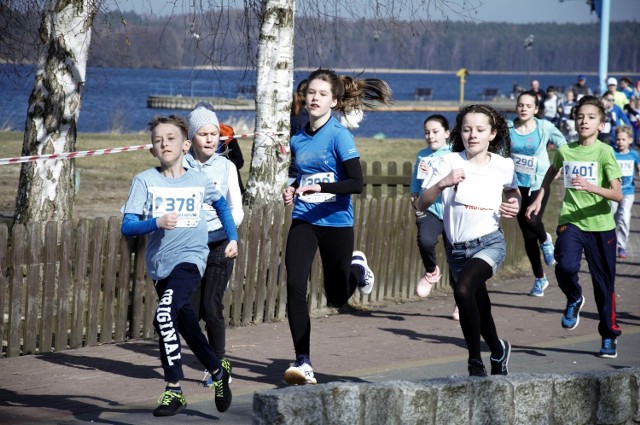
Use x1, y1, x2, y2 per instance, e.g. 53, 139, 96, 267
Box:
0, 131, 287, 165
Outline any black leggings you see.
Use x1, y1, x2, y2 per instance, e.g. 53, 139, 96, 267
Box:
452, 258, 503, 363
285, 220, 361, 356
516, 186, 550, 278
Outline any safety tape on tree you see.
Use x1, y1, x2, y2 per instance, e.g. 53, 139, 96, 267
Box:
0, 131, 288, 165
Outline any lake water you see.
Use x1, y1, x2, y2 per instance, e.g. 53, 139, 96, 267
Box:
0, 65, 592, 139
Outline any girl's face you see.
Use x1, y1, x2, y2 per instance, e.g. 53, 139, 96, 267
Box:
424, 120, 449, 151
460, 112, 496, 158
516, 94, 538, 122
305, 79, 337, 121
191, 123, 220, 162
575, 104, 604, 140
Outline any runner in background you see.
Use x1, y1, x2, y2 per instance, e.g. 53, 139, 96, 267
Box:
508, 91, 567, 297
184, 105, 244, 386
410, 114, 458, 320
610, 125, 640, 259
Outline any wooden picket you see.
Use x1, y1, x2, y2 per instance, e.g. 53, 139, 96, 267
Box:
0, 161, 526, 358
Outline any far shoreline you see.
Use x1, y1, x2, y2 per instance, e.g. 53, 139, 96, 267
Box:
2, 62, 639, 77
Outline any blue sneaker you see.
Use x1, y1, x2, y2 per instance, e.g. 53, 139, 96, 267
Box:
561, 296, 585, 330
599, 338, 617, 358
540, 232, 556, 266
530, 277, 549, 297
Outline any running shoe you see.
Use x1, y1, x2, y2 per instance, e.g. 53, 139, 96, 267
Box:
352, 251, 375, 295
490, 340, 511, 375
202, 359, 233, 386
618, 248, 627, 259
561, 295, 585, 330
451, 304, 459, 321
598, 338, 617, 359
153, 390, 187, 417
210, 359, 232, 412
417, 265, 441, 298
529, 277, 549, 297
540, 232, 556, 266
467, 359, 487, 377
284, 355, 317, 385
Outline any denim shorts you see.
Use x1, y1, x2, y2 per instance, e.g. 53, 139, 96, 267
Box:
445, 229, 506, 283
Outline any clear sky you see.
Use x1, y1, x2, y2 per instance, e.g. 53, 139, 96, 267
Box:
112, 0, 640, 23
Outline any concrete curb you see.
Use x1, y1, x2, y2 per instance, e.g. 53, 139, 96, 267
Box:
253, 367, 640, 425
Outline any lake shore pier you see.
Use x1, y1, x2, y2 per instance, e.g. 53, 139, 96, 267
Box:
146, 95, 516, 113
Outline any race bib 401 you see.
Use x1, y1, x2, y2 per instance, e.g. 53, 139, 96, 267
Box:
562, 161, 599, 189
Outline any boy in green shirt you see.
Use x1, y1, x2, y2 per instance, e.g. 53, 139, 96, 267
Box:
526, 96, 623, 358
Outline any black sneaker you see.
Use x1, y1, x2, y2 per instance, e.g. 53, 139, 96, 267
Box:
210, 359, 232, 412
490, 339, 511, 375
468, 359, 487, 377
152, 390, 187, 417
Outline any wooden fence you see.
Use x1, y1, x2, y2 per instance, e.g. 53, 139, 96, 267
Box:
0, 162, 526, 358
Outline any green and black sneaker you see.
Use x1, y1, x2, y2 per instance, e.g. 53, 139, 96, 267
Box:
210, 359, 232, 412
152, 390, 187, 417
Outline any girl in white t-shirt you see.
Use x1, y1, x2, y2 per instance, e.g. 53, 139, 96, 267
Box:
418, 104, 521, 377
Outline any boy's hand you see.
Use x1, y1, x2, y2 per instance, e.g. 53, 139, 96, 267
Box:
283, 186, 295, 205
570, 175, 593, 192
224, 240, 238, 258
500, 197, 520, 218
156, 212, 179, 230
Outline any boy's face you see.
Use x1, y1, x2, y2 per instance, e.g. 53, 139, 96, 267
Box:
616, 131, 632, 152
150, 122, 190, 165
575, 104, 605, 139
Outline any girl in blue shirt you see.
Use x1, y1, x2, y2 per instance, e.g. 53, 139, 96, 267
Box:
508, 91, 566, 297
282, 68, 392, 385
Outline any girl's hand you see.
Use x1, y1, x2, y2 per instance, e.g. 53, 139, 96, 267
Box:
156, 212, 178, 230
500, 197, 520, 218
283, 186, 295, 205
295, 184, 321, 197
419, 161, 430, 173
224, 240, 238, 258
438, 168, 465, 189
525, 198, 541, 220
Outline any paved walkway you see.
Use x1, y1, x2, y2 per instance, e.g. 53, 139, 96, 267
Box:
2, 205, 639, 424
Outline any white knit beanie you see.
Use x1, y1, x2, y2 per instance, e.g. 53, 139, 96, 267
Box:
187, 106, 219, 139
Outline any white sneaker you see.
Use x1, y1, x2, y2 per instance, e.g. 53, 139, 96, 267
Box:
417, 265, 441, 297
284, 358, 317, 385
352, 251, 375, 295
452, 304, 459, 321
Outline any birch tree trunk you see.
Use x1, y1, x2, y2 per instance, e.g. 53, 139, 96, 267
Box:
14, 0, 98, 224
243, 0, 295, 207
